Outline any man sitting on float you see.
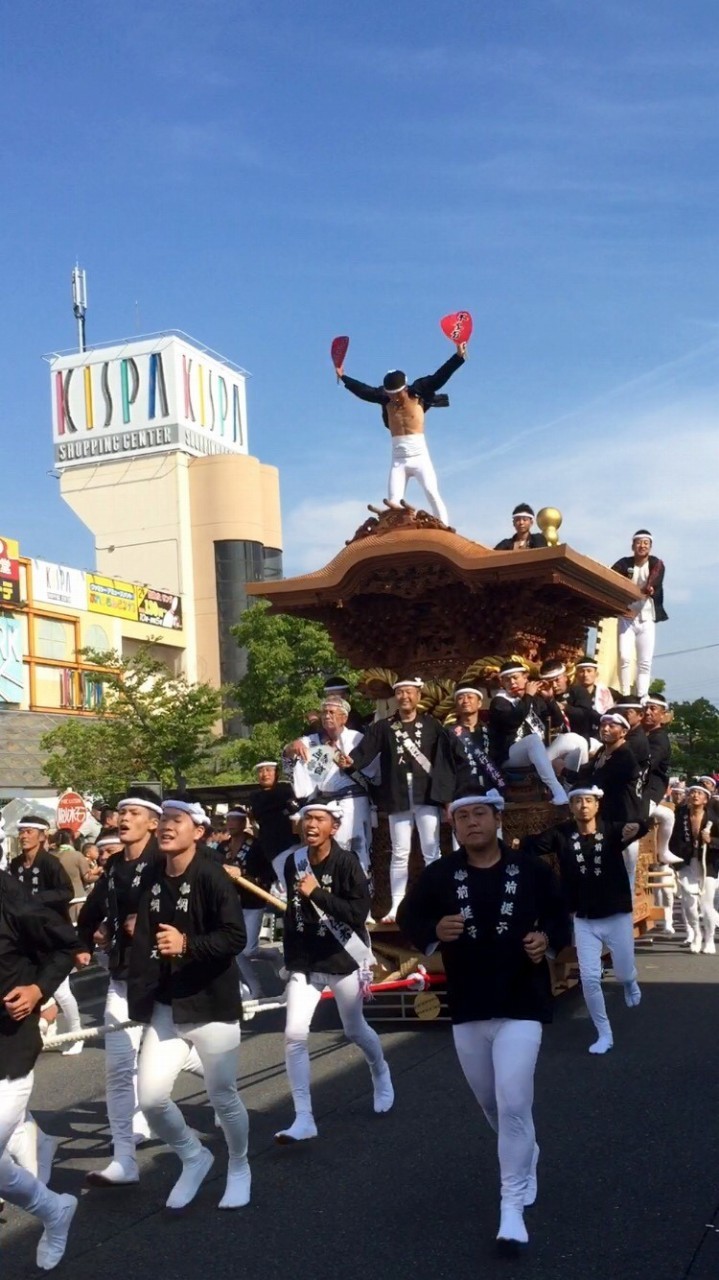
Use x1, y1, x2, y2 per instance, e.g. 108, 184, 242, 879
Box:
488, 661, 580, 807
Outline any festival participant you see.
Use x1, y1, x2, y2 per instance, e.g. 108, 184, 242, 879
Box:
77, 788, 167, 1184
642, 694, 677, 866
222, 807, 275, 999
566, 713, 642, 890
129, 799, 250, 1211
248, 762, 298, 881
494, 505, 548, 551
0, 870, 79, 1269
341, 676, 455, 922
611, 530, 668, 698
447, 683, 505, 794
537, 658, 591, 770
487, 663, 570, 807
567, 655, 613, 749
275, 802, 393, 1143
336, 341, 467, 524
397, 790, 570, 1251
668, 782, 717, 954
10, 816, 83, 1056
321, 676, 365, 731
525, 787, 644, 1054
95, 828, 124, 871
286, 698, 376, 877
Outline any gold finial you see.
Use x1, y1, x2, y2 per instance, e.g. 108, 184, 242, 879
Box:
537, 506, 563, 546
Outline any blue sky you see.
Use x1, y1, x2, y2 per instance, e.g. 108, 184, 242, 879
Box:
1, 1, 718, 701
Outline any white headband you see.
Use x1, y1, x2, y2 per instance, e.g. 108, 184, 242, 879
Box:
17, 821, 49, 831
687, 785, 712, 797
500, 665, 527, 677
227, 809, 247, 819
299, 803, 343, 820
393, 678, 423, 690
321, 698, 350, 715
454, 686, 483, 698
449, 789, 505, 815
254, 760, 277, 769
117, 797, 163, 816
161, 799, 208, 826
96, 835, 123, 848
600, 713, 630, 730
567, 786, 604, 799
642, 697, 667, 708
512, 509, 534, 519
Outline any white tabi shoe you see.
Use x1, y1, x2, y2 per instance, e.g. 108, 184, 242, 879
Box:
36, 1194, 78, 1271
497, 1203, 529, 1251
702, 940, 716, 955
274, 1115, 318, 1144
61, 1040, 83, 1056
219, 1156, 251, 1209
524, 1144, 540, 1207
372, 1063, 394, 1114
86, 1157, 139, 1186
166, 1146, 214, 1210
689, 936, 702, 954
589, 1035, 614, 1055
624, 980, 642, 1007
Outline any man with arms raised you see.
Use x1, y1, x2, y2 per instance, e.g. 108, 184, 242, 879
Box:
398, 790, 569, 1253
130, 799, 249, 1211
275, 802, 393, 1144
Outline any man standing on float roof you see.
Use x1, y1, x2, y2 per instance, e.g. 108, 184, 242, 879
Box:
611, 529, 668, 698
334, 341, 467, 524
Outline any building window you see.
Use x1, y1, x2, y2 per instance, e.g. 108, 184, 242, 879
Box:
35, 618, 72, 661
85, 623, 111, 653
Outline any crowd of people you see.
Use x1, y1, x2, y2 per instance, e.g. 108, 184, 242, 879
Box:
3, 637, 717, 1265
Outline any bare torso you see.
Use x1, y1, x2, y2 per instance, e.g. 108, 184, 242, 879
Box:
387, 396, 425, 437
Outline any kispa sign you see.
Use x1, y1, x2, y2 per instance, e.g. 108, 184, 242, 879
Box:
50, 334, 248, 470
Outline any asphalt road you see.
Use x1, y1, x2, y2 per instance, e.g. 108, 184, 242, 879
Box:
3, 936, 719, 1280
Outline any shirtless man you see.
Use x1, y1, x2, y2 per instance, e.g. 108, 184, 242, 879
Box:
336, 342, 467, 524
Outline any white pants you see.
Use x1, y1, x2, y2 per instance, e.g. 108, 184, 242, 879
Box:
284, 971, 386, 1119
573, 913, 636, 1041
388, 434, 448, 524
677, 860, 718, 949
0, 1073, 61, 1225
138, 1003, 248, 1163
504, 735, 567, 804
387, 793, 441, 915
104, 978, 204, 1160
649, 800, 675, 863
333, 795, 373, 875
623, 841, 639, 901
452, 1019, 542, 1210
618, 615, 656, 698
547, 731, 589, 774
655, 867, 677, 929
55, 975, 82, 1037
236, 908, 264, 999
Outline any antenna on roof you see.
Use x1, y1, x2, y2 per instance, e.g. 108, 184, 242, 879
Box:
71, 263, 88, 352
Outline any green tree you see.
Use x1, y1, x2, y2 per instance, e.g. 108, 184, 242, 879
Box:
40, 645, 222, 795
215, 602, 364, 780
668, 698, 719, 778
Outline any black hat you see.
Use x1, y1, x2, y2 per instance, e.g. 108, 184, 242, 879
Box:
512, 504, 535, 519
383, 370, 408, 394
323, 675, 350, 693
539, 658, 566, 680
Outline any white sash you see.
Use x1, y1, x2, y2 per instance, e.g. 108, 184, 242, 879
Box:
293, 848, 374, 969
391, 719, 432, 773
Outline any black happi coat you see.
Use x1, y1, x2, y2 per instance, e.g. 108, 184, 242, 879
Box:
282, 841, 371, 977
625, 725, 651, 815
77, 837, 163, 980
488, 692, 564, 767
669, 803, 719, 877
348, 713, 455, 812
128, 853, 246, 1025
0, 872, 77, 1080
611, 554, 668, 621
10, 851, 73, 922
397, 845, 570, 1025
341, 352, 465, 430
224, 836, 275, 910
566, 684, 602, 744
493, 532, 548, 551
569, 745, 642, 824
526, 819, 645, 919
646, 728, 672, 803
446, 722, 506, 795
249, 783, 297, 859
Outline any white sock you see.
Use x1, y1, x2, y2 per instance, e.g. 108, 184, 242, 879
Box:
524, 1144, 540, 1207
372, 1062, 394, 1114
624, 980, 641, 1007
86, 1157, 139, 1186
274, 1115, 318, 1143
166, 1147, 214, 1210
589, 1035, 613, 1055
37, 1134, 59, 1187
61, 1040, 83, 1056
218, 1156, 251, 1209
497, 1204, 528, 1244
36, 1194, 78, 1270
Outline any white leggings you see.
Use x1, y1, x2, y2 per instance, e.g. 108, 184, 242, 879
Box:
547, 732, 589, 774
236, 908, 264, 998
387, 435, 448, 524
618, 615, 656, 698
55, 975, 82, 1036
677, 861, 718, 948
0, 1073, 60, 1225
104, 978, 204, 1161
138, 1003, 248, 1162
387, 802, 440, 915
573, 913, 636, 1040
505, 735, 567, 804
284, 971, 386, 1119
649, 800, 675, 863
452, 1019, 543, 1210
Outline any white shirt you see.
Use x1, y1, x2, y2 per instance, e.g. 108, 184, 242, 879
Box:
292, 728, 379, 799
631, 561, 655, 622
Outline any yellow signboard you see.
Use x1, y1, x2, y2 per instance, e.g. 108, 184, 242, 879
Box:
86, 574, 138, 620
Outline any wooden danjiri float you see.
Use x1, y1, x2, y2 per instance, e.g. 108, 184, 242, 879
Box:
247, 502, 660, 1022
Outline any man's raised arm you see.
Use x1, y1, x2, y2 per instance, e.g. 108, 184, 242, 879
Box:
414, 346, 467, 399
339, 372, 387, 405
